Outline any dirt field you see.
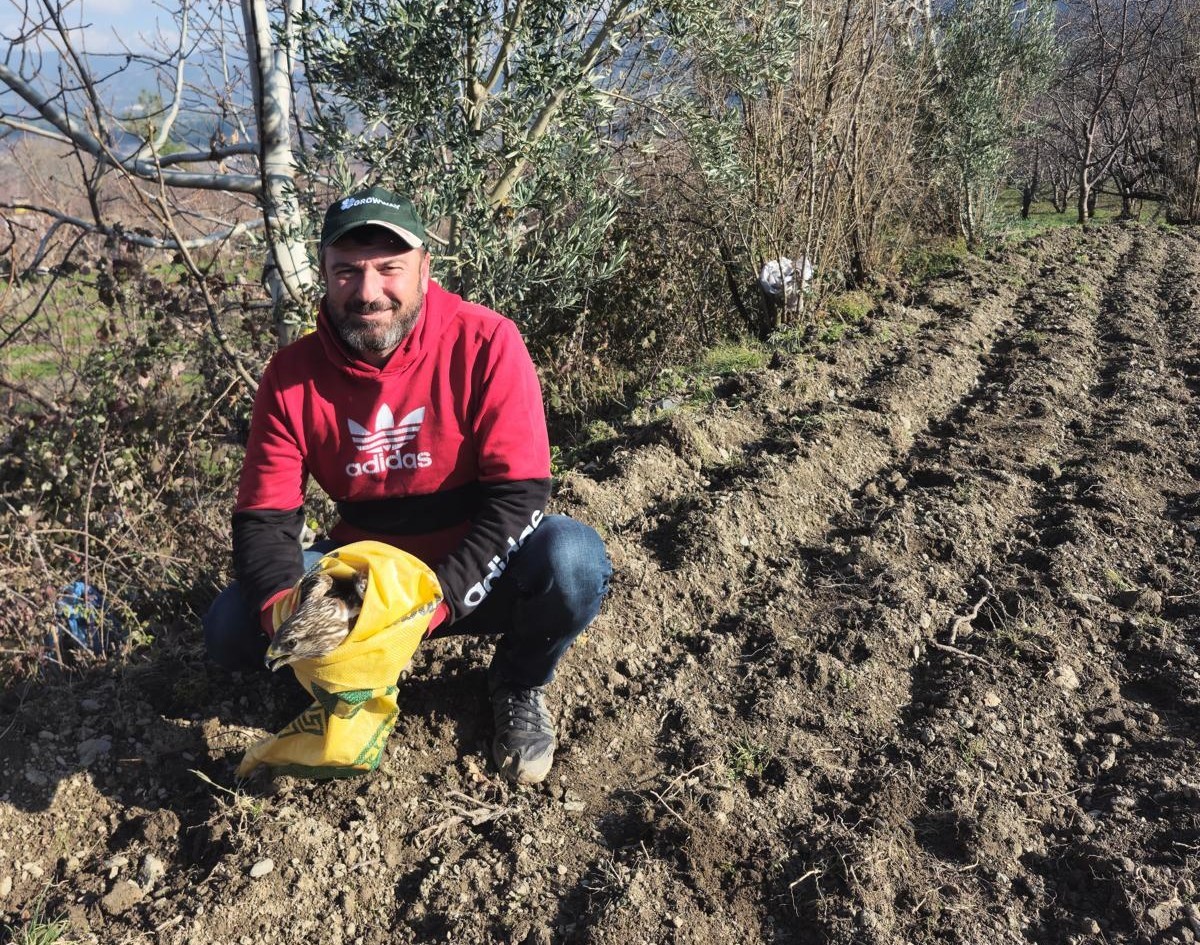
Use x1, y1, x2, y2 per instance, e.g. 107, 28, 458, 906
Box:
3, 222, 1199, 945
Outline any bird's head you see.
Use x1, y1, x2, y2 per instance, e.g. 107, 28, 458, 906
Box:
263, 570, 365, 671
264, 616, 355, 671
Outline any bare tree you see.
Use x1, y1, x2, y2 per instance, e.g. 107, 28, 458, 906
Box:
1048, 0, 1171, 223
1153, 3, 1200, 222
0, 0, 312, 350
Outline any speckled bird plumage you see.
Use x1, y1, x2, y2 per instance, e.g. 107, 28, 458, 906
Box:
264, 570, 369, 670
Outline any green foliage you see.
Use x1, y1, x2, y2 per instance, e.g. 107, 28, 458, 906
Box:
300, 1, 637, 337
922, 0, 1058, 247
766, 326, 808, 354
817, 321, 851, 344
648, 0, 928, 339
663, 0, 812, 203
663, 0, 809, 97
656, 0, 817, 337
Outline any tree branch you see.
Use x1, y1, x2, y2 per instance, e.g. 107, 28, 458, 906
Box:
487, 0, 637, 209
0, 201, 262, 250
0, 61, 262, 192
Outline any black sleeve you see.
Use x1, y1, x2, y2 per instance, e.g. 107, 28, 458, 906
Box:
434, 477, 551, 624
232, 507, 306, 612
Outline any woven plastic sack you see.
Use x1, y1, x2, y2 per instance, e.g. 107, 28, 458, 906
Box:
237, 541, 442, 779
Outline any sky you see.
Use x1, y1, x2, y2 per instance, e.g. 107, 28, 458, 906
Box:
1, 0, 185, 55
61, 0, 180, 53
0, 0, 248, 120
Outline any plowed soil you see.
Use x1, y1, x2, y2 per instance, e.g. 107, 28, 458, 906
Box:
3, 222, 1200, 945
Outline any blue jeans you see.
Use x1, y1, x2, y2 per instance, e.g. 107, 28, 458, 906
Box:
202, 515, 611, 688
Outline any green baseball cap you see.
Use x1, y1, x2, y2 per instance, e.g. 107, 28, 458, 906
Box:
320, 186, 426, 250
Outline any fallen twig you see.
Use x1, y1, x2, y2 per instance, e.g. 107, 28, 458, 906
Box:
415, 790, 514, 848
948, 578, 993, 645
788, 868, 823, 915
929, 640, 995, 666
645, 788, 697, 832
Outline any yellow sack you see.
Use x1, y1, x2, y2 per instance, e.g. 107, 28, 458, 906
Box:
236, 540, 442, 779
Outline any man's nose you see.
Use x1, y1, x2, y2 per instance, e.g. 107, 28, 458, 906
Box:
354, 267, 385, 302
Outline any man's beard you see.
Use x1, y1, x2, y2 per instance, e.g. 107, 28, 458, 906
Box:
330, 292, 423, 356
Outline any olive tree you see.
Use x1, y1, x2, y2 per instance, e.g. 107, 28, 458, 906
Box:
920, 0, 1057, 247
646, 0, 929, 338
299, 0, 646, 340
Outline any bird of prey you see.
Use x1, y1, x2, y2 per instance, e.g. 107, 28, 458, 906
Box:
264, 570, 369, 671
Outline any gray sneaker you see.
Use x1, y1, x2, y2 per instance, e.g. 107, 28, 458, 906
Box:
490, 682, 557, 785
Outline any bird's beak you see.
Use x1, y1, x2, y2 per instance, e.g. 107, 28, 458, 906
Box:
263, 645, 290, 672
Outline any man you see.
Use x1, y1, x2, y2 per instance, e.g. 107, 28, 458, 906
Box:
203, 186, 611, 785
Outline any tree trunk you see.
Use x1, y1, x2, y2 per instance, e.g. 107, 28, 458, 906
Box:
1114, 171, 1135, 220
1052, 180, 1068, 213
1189, 145, 1200, 222
962, 177, 978, 251
1020, 146, 1040, 219
242, 0, 315, 347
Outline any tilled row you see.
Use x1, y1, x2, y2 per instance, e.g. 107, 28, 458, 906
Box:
551, 225, 1200, 944
756, 224, 1200, 945
550, 229, 1158, 942
1007, 226, 1200, 944
745, 227, 1137, 944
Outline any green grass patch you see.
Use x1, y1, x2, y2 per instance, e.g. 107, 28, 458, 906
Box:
2, 345, 64, 382
997, 188, 1130, 239
824, 290, 874, 324
697, 343, 767, 376
728, 739, 771, 780
901, 236, 969, 283
3, 891, 72, 945
817, 290, 875, 344
630, 342, 770, 421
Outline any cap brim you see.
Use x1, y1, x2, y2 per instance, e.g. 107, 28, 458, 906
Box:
322, 221, 424, 250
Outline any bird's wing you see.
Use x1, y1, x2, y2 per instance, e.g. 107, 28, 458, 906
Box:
297, 569, 333, 604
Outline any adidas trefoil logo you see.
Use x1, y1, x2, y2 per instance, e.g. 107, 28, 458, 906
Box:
348, 404, 423, 451
345, 405, 432, 477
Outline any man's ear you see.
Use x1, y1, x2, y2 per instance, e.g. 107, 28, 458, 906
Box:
420, 249, 431, 291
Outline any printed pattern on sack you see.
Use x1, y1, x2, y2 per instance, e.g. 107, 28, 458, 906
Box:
345, 404, 432, 476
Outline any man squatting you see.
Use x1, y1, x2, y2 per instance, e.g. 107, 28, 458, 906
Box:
203, 186, 612, 784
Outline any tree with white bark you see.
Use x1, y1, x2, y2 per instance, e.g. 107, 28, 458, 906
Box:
0, 0, 311, 362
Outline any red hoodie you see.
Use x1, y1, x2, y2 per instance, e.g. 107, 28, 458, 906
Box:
232, 280, 551, 630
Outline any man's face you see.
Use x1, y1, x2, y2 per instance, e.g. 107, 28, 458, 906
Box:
323, 231, 430, 362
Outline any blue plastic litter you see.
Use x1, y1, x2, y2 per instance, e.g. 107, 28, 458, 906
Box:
51, 581, 124, 657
